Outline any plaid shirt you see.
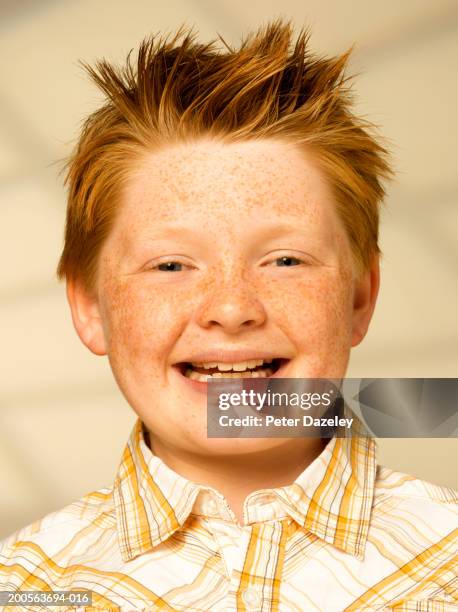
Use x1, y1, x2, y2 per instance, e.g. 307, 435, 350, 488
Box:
1, 413, 457, 611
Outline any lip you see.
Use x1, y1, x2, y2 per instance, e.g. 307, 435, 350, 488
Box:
171, 358, 291, 394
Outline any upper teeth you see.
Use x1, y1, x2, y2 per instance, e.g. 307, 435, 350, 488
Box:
190, 359, 268, 371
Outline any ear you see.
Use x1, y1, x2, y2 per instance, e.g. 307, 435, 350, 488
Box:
351, 255, 380, 347
66, 279, 107, 356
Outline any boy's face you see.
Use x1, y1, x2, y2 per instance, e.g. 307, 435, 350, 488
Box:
69, 138, 378, 456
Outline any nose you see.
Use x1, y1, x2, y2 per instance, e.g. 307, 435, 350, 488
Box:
195, 273, 267, 334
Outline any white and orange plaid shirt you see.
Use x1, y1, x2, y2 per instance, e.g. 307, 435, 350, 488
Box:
1, 413, 457, 611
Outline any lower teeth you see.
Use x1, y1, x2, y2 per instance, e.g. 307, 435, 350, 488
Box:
185, 367, 273, 381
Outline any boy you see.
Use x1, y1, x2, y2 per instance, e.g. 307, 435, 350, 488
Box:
1, 21, 457, 611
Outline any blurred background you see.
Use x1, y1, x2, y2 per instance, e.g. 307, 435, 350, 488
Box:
1, 0, 457, 539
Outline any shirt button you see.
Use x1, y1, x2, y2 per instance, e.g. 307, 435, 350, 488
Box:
241, 587, 262, 609
206, 498, 218, 515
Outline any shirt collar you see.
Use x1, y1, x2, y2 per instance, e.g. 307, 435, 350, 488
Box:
113, 419, 203, 562
114, 409, 376, 562
273, 407, 376, 560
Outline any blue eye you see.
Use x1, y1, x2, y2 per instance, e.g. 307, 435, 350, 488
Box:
275, 256, 302, 267
157, 261, 183, 272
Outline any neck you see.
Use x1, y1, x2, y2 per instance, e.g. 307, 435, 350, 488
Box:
146, 433, 328, 525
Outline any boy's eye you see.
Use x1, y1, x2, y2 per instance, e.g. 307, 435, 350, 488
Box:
157, 261, 183, 272
150, 255, 306, 272
273, 256, 302, 267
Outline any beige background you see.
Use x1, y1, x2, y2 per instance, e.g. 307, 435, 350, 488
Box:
0, 0, 457, 540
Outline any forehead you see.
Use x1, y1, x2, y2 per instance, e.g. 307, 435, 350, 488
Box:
120, 138, 335, 223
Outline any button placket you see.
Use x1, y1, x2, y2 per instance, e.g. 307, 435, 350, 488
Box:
234, 519, 291, 611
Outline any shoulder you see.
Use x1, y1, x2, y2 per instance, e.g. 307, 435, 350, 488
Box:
374, 464, 458, 504
372, 464, 457, 530
0, 486, 115, 586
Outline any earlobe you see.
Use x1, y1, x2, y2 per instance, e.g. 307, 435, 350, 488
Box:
66, 279, 107, 356
351, 255, 380, 347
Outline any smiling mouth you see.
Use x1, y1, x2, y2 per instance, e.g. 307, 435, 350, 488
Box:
175, 358, 288, 382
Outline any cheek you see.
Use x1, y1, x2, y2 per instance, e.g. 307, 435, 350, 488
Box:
101, 279, 190, 366
265, 271, 354, 347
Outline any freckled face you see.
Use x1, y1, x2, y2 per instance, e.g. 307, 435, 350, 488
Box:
96, 139, 357, 455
